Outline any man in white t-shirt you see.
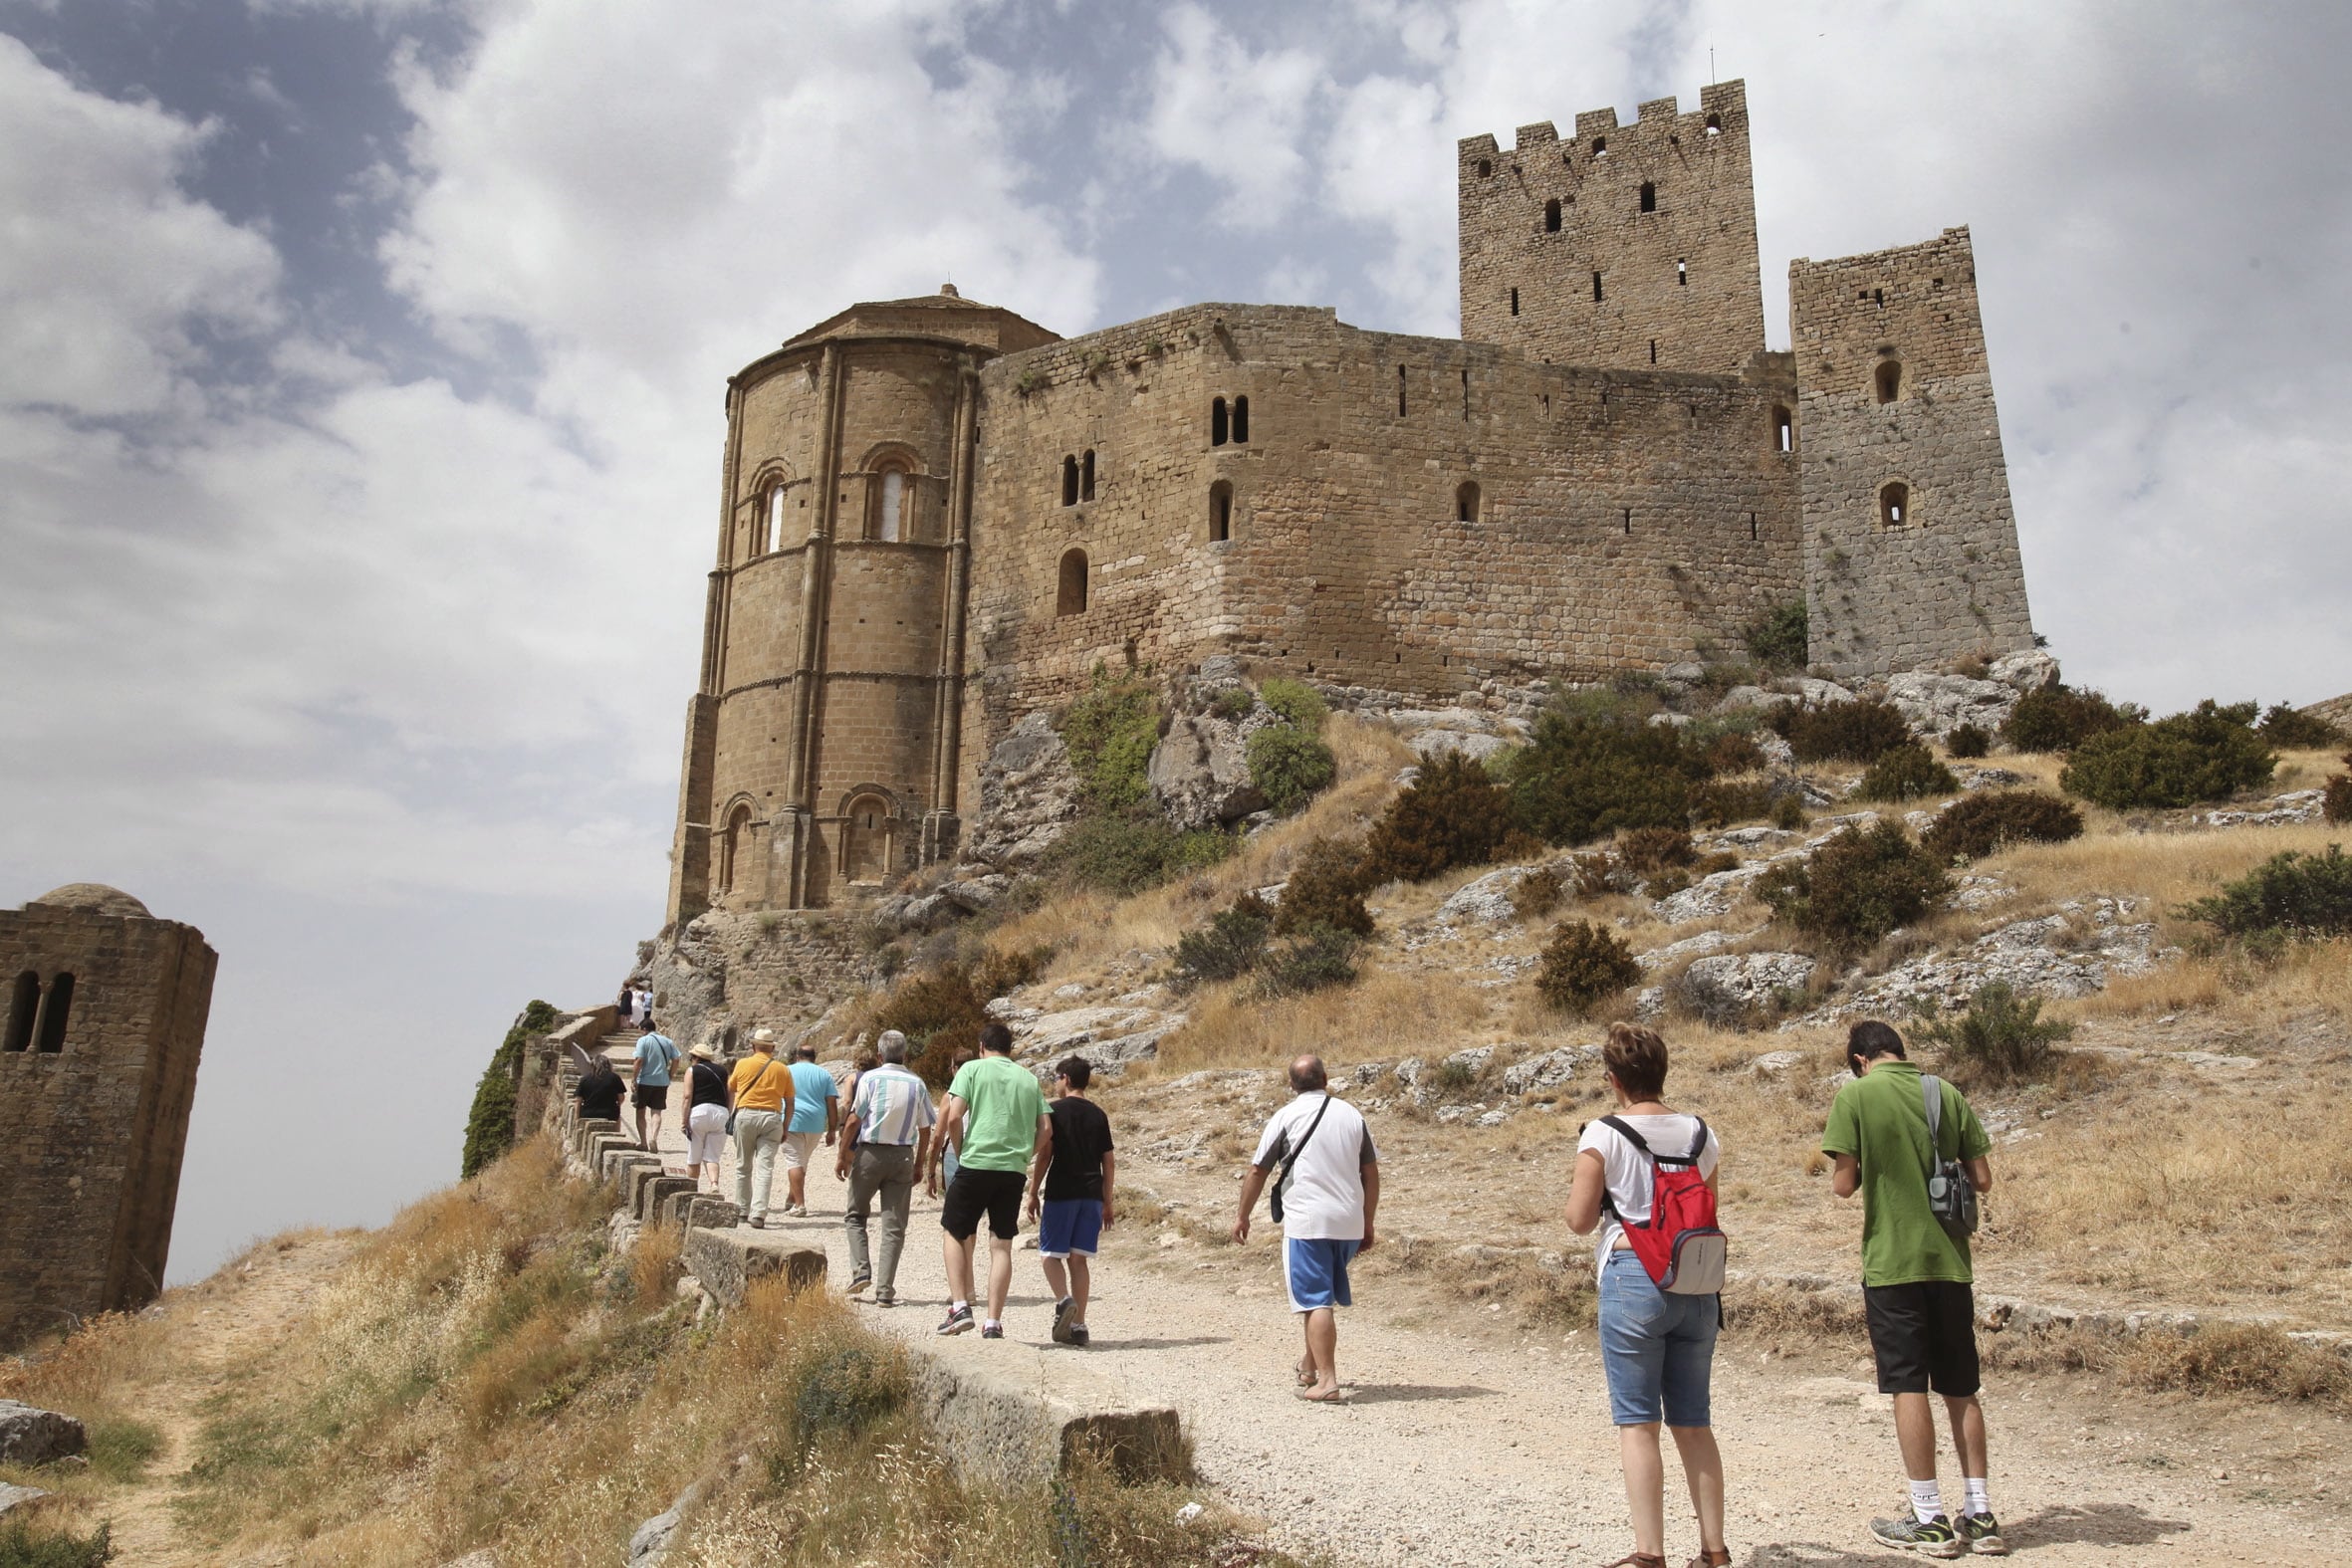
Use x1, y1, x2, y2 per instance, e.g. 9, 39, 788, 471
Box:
1233, 1054, 1379, 1403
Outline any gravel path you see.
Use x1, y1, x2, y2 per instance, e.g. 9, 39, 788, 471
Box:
661, 1116, 2348, 1567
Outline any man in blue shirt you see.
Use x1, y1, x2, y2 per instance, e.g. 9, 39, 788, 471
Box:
781, 1042, 840, 1218
630, 1022, 680, 1151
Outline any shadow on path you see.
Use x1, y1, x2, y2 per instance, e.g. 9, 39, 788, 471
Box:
1084, 1335, 1232, 1352
1342, 1382, 1500, 1405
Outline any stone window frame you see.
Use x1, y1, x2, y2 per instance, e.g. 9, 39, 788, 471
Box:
834, 786, 902, 888
2, 971, 37, 1053
4, 971, 76, 1055
716, 797, 761, 898
1456, 480, 1482, 524
1057, 548, 1089, 616
1208, 480, 1234, 544
854, 442, 928, 543
745, 462, 799, 560
1874, 357, 1904, 404
1878, 478, 1916, 531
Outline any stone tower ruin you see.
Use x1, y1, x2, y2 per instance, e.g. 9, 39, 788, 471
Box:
665, 79, 2037, 919
0, 884, 215, 1348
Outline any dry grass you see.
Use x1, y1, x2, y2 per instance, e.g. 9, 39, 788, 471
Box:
1147, 961, 1489, 1078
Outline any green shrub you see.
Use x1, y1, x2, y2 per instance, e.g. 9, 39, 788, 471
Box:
462, 999, 561, 1180
2328, 772, 2352, 826
2060, 700, 2275, 809
0, 1519, 113, 1568
1533, 920, 1644, 1014
1616, 825, 1695, 874
1756, 821, 1950, 949
1255, 926, 1362, 997
1365, 753, 1511, 881
1704, 731, 1766, 773
1914, 981, 2075, 1087
1691, 778, 1777, 827
1275, 837, 1375, 938
1778, 697, 1914, 764
1770, 793, 1808, 830
1247, 726, 1336, 813
1505, 699, 1710, 848
1058, 674, 1161, 810
2180, 844, 2352, 940
2256, 702, 2345, 750
1050, 813, 1234, 895
1509, 866, 1564, 920
1259, 676, 1328, 732
2002, 684, 2136, 753
1946, 723, 1991, 760
1745, 598, 1809, 672
1855, 744, 1961, 803
1209, 686, 1255, 721
1922, 790, 2083, 862
1174, 896, 1274, 983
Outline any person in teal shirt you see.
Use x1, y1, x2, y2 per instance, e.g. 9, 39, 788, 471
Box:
779, 1044, 839, 1219
931, 1022, 1049, 1339
628, 1027, 679, 1151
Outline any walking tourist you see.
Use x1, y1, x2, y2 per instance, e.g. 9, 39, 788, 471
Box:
630, 1020, 681, 1150
931, 1022, 1049, 1339
833, 1029, 935, 1306
1823, 1020, 2002, 1558
781, 1043, 839, 1218
626, 984, 648, 1030
575, 1052, 625, 1124
1232, 1054, 1377, 1402
727, 1027, 795, 1228
937, 1046, 977, 1187
1563, 1023, 1732, 1568
683, 1041, 732, 1193
1025, 1054, 1115, 1347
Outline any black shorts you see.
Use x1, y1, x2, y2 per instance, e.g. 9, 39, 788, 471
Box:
631, 1083, 669, 1111
1864, 1280, 1982, 1397
940, 1168, 1026, 1241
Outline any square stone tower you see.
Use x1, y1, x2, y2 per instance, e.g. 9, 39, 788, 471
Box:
0, 884, 215, 1348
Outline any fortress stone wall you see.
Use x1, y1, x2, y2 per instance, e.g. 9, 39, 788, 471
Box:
0, 885, 215, 1348
665, 79, 2039, 920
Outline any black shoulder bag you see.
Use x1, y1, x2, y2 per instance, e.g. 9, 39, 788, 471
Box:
1266, 1094, 1332, 1226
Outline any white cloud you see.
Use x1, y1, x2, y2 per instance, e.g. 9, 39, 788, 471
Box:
1142, 5, 1329, 231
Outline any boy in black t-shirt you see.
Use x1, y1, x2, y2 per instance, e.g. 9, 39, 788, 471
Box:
1025, 1055, 1115, 1347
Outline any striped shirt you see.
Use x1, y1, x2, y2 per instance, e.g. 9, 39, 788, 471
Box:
849, 1063, 936, 1147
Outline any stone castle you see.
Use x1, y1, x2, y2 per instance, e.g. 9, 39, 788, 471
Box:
0, 885, 215, 1348
664, 80, 2035, 919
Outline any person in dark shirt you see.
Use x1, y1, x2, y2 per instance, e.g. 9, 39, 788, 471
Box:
576, 1056, 625, 1123
1025, 1055, 1115, 1347
682, 1042, 733, 1193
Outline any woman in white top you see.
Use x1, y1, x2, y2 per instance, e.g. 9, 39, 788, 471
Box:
1565, 1022, 1731, 1568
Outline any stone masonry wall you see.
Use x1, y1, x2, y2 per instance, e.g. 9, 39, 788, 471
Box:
1460, 81, 1764, 373
0, 896, 215, 1349
1790, 227, 2035, 677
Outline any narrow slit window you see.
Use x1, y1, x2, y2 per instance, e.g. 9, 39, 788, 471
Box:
1461, 368, 1470, 420
1649, 339, 1657, 364
1060, 455, 1078, 506
1211, 396, 1229, 447
1477, 157, 1492, 177
1592, 271, 1604, 303
1639, 181, 1656, 213
1232, 396, 1249, 443
1397, 365, 1407, 417
1748, 512, 1759, 540
1209, 480, 1233, 543
1677, 258, 1688, 287
1510, 287, 1520, 317
1874, 360, 1903, 404
1622, 509, 1632, 535
1057, 549, 1088, 614
765, 483, 787, 556
1880, 481, 1911, 529
877, 467, 904, 541
1543, 198, 1561, 232
1079, 449, 1095, 502
2, 972, 35, 1052
1773, 405, 1793, 452
34, 973, 72, 1053
1456, 481, 1481, 524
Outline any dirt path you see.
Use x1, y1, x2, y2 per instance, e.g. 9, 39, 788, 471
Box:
664, 1111, 2349, 1568
96, 1231, 357, 1565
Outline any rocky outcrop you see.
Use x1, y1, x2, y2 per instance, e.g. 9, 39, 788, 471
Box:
1147, 708, 1271, 829
0, 1402, 85, 1465
967, 711, 1082, 870
1882, 672, 2018, 741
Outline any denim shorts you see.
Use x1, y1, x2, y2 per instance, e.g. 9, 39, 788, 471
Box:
1597, 1248, 1720, 1427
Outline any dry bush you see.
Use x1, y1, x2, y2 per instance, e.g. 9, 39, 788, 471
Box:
1755, 821, 1950, 951
1533, 920, 1643, 1015
1273, 835, 1374, 937
1509, 865, 1564, 919
2003, 684, 2137, 753
1615, 825, 1695, 875
1362, 752, 1509, 883
1776, 697, 1914, 764
1922, 790, 2083, 862
1946, 723, 1992, 760
1854, 743, 1960, 803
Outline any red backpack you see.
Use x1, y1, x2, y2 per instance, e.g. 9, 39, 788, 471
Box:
1599, 1116, 1727, 1294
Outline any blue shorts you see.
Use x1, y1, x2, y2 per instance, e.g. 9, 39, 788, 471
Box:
1597, 1248, 1719, 1427
1038, 1199, 1102, 1258
1284, 1237, 1361, 1312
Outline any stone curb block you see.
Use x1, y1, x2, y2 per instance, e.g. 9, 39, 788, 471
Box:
907, 1345, 1185, 1487
660, 1192, 742, 1232
636, 1175, 697, 1224
680, 1227, 825, 1307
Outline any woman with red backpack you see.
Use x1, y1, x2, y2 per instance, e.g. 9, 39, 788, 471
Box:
1565, 1022, 1732, 1568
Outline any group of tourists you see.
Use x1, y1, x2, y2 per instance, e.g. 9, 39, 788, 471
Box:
575, 1009, 2002, 1563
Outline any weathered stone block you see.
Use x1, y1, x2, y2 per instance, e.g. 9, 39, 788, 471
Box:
909, 1342, 1185, 1486
681, 1226, 825, 1306
636, 1175, 697, 1224
0, 1401, 86, 1465
661, 1192, 742, 1233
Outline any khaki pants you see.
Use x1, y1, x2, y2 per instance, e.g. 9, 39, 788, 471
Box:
843, 1143, 918, 1299
733, 1110, 784, 1219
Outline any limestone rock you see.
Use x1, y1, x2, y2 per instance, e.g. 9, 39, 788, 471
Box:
0, 1402, 85, 1466
1749, 1048, 1808, 1075
1716, 684, 1792, 714
1501, 1045, 1596, 1095
1883, 672, 2018, 741
938, 873, 1013, 914
968, 712, 1082, 869
1655, 864, 1770, 925
1443, 1045, 1496, 1079
0, 1483, 47, 1517
1148, 710, 1271, 830
628, 1479, 703, 1564
1681, 952, 1817, 1009
1794, 678, 1858, 707
1409, 729, 1511, 764
1989, 649, 2060, 692
1433, 868, 1529, 926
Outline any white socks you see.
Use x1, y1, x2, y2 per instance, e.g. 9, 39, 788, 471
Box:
1909, 1479, 1945, 1524
1963, 1478, 1991, 1517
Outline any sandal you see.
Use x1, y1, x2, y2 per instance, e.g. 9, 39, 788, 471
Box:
1687, 1551, 1733, 1568
1602, 1556, 1665, 1568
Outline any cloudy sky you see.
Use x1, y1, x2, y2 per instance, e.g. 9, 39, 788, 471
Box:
4, 0, 2347, 1281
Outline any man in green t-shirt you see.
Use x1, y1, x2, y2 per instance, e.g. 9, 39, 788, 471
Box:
1822, 1020, 2002, 1559
930, 1021, 1050, 1339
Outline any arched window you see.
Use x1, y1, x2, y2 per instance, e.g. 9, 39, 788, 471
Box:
2, 972, 35, 1053
874, 465, 906, 542
720, 802, 754, 894
842, 793, 893, 886
759, 481, 788, 557
1772, 405, 1793, 453
1232, 396, 1249, 444
1058, 549, 1088, 615
1455, 481, 1481, 524
1880, 481, 1912, 529
1209, 480, 1233, 543
1211, 396, 1229, 447
1875, 360, 1903, 403
1060, 455, 1078, 507
1080, 449, 1095, 501
1592, 136, 1607, 157
1639, 181, 1656, 213
1543, 198, 1561, 233
1477, 157, 1492, 178
1705, 112, 1723, 135
34, 973, 72, 1053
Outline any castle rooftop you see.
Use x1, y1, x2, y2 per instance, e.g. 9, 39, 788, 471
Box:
27, 884, 150, 919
